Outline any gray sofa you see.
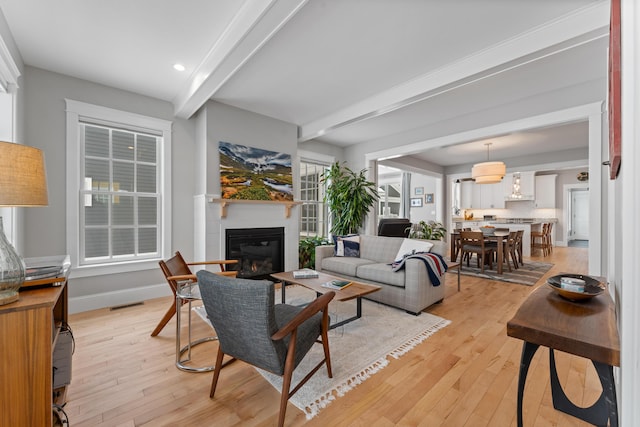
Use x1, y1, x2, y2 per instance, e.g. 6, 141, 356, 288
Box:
315, 235, 447, 314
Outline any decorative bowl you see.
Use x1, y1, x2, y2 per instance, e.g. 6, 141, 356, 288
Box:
480, 226, 495, 236
546, 274, 605, 301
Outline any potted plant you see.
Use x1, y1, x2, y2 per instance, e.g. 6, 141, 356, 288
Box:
298, 236, 331, 269
321, 162, 378, 236
407, 220, 447, 241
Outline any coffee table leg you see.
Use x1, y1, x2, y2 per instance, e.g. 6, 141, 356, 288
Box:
329, 297, 363, 330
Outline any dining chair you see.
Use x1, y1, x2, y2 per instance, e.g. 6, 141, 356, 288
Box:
544, 222, 554, 255
151, 251, 238, 337
453, 228, 472, 262
531, 223, 549, 256
502, 231, 519, 272
196, 270, 335, 427
460, 231, 495, 273
515, 230, 524, 266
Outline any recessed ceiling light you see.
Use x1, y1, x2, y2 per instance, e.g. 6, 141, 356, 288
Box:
173, 63, 186, 72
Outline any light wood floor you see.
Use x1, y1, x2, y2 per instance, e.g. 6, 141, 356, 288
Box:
64, 246, 600, 426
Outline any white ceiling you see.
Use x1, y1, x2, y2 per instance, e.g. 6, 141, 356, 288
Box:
0, 0, 609, 166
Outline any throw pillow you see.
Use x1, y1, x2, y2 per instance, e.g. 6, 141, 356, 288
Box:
333, 235, 360, 257
393, 238, 434, 263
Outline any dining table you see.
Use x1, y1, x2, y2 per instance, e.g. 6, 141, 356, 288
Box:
450, 230, 510, 275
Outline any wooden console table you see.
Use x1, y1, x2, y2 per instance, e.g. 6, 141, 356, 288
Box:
507, 281, 620, 427
0, 260, 70, 426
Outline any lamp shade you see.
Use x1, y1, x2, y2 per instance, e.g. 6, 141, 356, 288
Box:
0, 141, 48, 206
471, 161, 506, 184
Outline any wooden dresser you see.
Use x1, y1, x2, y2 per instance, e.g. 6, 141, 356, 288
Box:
0, 269, 69, 426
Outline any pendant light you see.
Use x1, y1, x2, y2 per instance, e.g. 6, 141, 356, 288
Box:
471, 142, 506, 184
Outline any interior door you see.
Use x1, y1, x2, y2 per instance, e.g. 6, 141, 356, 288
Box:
571, 189, 589, 240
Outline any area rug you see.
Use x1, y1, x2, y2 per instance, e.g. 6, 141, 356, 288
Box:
194, 286, 450, 419
459, 260, 553, 286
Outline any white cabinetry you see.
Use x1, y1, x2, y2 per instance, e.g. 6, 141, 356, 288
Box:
535, 174, 557, 208
460, 181, 476, 208
461, 180, 504, 208
480, 181, 505, 209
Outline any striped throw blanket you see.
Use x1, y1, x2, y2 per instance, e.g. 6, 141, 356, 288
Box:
391, 252, 448, 286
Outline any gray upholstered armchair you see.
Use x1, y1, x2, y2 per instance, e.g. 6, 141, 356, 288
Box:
196, 271, 335, 427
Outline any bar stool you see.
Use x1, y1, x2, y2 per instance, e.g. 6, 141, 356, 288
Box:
531, 223, 549, 256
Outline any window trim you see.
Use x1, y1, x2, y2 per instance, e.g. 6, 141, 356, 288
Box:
298, 150, 333, 239
65, 99, 172, 278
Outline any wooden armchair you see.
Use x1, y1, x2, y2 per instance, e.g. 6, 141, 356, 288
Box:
196, 270, 335, 427
150, 251, 238, 337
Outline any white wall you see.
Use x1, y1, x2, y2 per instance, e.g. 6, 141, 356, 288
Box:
194, 101, 300, 272
23, 66, 196, 312
408, 173, 440, 223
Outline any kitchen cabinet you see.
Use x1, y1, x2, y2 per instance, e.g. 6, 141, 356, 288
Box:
460, 180, 476, 208
480, 180, 505, 209
535, 174, 557, 208
461, 180, 504, 209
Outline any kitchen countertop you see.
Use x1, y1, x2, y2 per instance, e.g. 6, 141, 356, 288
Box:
453, 218, 557, 224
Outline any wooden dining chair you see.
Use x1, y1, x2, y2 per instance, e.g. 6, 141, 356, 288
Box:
502, 231, 519, 272
460, 231, 495, 273
515, 230, 524, 266
531, 223, 549, 256
150, 251, 238, 337
544, 222, 554, 255
453, 228, 472, 262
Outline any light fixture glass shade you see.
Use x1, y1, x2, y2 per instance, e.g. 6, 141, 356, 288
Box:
0, 141, 49, 305
0, 217, 24, 305
471, 161, 506, 184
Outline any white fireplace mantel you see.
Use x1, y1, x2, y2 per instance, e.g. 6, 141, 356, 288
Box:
208, 197, 302, 218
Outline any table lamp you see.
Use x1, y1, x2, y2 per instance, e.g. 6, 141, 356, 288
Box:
0, 141, 48, 305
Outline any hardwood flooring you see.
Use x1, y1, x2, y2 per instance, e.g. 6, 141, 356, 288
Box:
64, 246, 597, 426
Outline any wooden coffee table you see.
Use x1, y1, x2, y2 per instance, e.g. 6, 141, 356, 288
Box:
270, 271, 381, 329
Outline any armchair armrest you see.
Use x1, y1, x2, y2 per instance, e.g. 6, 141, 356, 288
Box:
271, 291, 335, 341
166, 274, 197, 282
188, 259, 238, 271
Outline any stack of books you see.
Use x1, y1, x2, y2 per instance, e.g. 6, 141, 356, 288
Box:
321, 280, 353, 290
292, 268, 319, 279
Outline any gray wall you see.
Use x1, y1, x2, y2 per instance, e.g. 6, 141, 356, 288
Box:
23, 66, 196, 307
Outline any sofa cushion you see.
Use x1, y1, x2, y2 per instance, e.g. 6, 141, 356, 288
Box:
359, 235, 404, 263
356, 262, 406, 288
393, 238, 434, 262
321, 256, 373, 277
333, 235, 360, 257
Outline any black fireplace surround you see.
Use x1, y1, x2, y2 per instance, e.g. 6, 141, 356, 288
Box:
225, 227, 284, 280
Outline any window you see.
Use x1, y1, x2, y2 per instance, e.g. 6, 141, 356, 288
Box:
66, 100, 172, 276
299, 160, 329, 238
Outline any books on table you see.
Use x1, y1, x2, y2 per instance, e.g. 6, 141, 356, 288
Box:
292, 268, 319, 279
321, 279, 353, 290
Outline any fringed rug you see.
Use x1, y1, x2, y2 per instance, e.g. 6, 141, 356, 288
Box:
258, 286, 450, 419
459, 260, 553, 286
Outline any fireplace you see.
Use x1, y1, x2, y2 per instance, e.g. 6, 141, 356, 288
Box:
225, 227, 285, 279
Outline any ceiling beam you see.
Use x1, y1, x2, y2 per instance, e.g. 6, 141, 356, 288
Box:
298, 1, 609, 143
173, 0, 308, 119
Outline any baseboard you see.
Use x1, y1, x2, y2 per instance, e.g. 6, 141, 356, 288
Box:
69, 283, 171, 314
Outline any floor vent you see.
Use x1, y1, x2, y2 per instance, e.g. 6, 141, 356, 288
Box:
109, 302, 144, 311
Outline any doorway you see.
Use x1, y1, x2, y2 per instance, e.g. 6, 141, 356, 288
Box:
568, 187, 589, 246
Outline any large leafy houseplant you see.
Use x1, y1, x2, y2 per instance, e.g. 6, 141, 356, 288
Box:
298, 236, 331, 269
407, 220, 447, 241
321, 162, 378, 236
